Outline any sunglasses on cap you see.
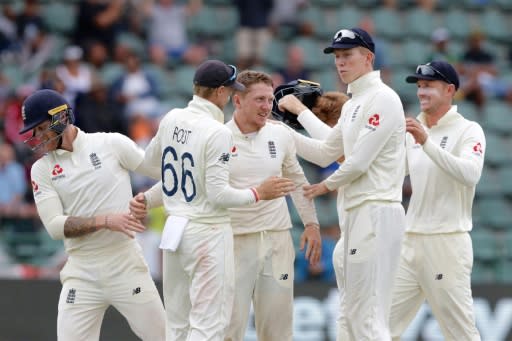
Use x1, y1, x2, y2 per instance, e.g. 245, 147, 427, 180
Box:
416, 64, 452, 85
334, 29, 373, 51
221, 64, 237, 86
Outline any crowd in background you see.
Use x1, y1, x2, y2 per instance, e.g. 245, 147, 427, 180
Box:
1, 0, 511, 282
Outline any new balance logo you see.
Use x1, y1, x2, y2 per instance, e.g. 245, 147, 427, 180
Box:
350, 249, 357, 255
66, 288, 76, 304
132, 287, 141, 295
435, 274, 443, 280
279, 274, 288, 280
218, 153, 230, 164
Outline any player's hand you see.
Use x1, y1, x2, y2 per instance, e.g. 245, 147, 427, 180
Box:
405, 117, 428, 145
129, 192, 148, 220
303, 182, 330, 200
104, 213, 146, 238
300, 223, 322, 266
255, 176, 295, 200
278, 94, 308, 115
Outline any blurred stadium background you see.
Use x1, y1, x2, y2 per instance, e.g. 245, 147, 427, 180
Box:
0, 0, 511, 340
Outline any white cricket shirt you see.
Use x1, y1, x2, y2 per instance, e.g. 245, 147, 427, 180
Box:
293, 71, 406, 210
226, 119, 318, 235
31, 130, 145, 255
405, 106, 486, 233
143, 95, 255, 225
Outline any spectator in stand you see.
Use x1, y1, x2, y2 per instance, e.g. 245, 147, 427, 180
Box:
19, 23, 56, 76
56, 45, 93, 109
0, 5, 16, 55
110, 48, 161, 145
234, 0, 273, 69
75, 77, 126, 135
110, 49, 161, 119
15, 0, 43, 44
142, 0, 207, 66
273, 44, 311, 87
74, 0, 126, 57
84, 40, 110, 73
268, 0, 309, 38
459, 30, 512, 107
3, 84, 35, 151
428, 27, 458, 64
0, 142, 28, 218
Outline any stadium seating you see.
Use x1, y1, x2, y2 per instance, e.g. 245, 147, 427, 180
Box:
403, 8, 437, 41
42, 2, 77, 36
2, 0, 512, 284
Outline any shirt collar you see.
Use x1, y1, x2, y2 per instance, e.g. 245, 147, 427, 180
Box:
347, 70, 381, 97
417, 105, 461, 127
226, 118, 261, 139
55, 127, 85, 156
188, 95, 225, 123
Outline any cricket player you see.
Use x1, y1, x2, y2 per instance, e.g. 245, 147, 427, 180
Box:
277, 90, 350, 340
223, 70, 322, 341
280, 27, 407, 340
133, 60, 295, 341
20, 89, 165, 340
390, 61, 484, 341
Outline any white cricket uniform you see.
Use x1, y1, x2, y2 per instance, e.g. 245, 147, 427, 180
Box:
224, 120, 318, 341
390, 106, 485, 341
296, 110, 349, 341
31, 129, 165, 341
293, 71, 406, 340
143, 95, 257, 341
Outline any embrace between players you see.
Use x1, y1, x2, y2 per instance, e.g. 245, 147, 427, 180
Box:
22, 26, 484, 341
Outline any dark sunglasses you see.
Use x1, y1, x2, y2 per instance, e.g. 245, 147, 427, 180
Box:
221, 64, 237, 86
416, 64, 452, 85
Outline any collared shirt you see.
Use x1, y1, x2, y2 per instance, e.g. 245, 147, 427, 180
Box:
31, 129, 144, 255
293, 71, 406, 210
143, 95, 255, 225
406, 105, 486, 233
226, 119, 318, 235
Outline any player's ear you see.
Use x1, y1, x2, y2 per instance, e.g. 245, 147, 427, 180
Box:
232, 92, 242, 108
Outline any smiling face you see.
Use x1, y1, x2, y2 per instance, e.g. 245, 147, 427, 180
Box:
233, 82, 274, 134
333, 47, 373, 84
416, 79, 454, 115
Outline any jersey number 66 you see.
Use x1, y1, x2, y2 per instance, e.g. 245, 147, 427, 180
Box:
161, 146, 196, 202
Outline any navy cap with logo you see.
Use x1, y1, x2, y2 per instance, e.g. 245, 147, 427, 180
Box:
406, 61, 460, 90
193, 59, 245, 91
324, 27, 375, 54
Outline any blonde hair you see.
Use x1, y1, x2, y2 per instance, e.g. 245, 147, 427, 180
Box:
235, 70, 273, 95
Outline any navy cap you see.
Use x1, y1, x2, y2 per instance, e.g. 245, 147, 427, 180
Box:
193, 60, 245, 91
324, 27, 375, 54
406, 61, 460, 90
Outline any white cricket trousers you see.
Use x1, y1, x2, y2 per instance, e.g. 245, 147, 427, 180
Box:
163, 222, 234, 341
225, 229, 295, 341
390, 232, 481, 341
57, 241, 166, 341
342, 201, 405, 341
333, 234, 349, 341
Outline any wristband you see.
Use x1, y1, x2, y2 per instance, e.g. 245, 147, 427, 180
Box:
305, 223, 320, 230
250, 187, 260, 203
